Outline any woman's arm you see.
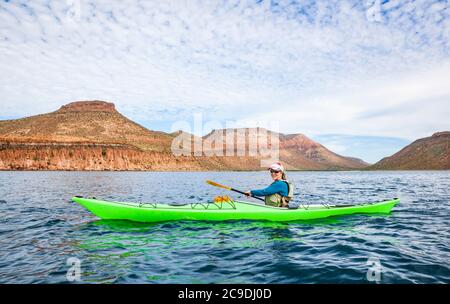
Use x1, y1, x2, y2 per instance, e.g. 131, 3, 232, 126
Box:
250, 182, 284, 197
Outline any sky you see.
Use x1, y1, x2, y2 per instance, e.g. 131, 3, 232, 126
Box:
0, 0, 449, 163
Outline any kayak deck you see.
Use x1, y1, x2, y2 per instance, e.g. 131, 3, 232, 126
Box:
72, 197, 399, 223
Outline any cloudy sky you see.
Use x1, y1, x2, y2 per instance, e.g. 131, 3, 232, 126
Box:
1, 0, 449, 163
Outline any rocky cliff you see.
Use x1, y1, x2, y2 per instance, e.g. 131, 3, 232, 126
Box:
0, 142, 266, 171
0, 100, 368, 171
279, 133, 368, 170
202, 128, 368, 170
0, 100, 173, 152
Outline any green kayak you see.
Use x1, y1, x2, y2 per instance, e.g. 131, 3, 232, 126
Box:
72, 196, 399, 223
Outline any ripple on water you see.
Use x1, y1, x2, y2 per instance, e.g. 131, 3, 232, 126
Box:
0, 171, 449, 283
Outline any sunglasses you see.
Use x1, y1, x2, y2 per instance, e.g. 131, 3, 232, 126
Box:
269, 169, 281, 174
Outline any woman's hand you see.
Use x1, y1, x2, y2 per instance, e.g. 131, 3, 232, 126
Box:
244, 191, 252, 197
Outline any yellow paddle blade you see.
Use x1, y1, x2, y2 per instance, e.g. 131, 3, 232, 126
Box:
206, 180, 232, 190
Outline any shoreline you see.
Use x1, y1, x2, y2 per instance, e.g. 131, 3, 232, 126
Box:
0, 169, 448, 172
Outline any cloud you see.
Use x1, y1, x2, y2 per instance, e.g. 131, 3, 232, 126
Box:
244, 60, 450, 140
0, 0, 449, 143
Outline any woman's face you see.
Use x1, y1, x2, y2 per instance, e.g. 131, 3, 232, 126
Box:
270, 169, 282, 180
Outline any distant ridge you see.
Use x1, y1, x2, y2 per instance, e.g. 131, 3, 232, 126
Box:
56, 100, 117, 113
0, 100, 369, 171
0, 100, 173, 152
370, 132, 450, 170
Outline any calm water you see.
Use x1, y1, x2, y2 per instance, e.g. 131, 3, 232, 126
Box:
0, 171, 449, 284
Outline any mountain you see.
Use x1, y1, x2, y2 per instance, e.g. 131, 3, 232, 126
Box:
0, 100, 368, 171
278, 133, 368, 170
202, 128, 368, 170
0, 101, 173, 152
0, 101, 230, 171
370, 132, 450, 170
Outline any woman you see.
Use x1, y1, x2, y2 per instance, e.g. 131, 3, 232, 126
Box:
245, 162, 293, 207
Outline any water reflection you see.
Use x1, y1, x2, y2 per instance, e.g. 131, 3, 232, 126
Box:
0, 171, 449, 283
71, 217, 368, 283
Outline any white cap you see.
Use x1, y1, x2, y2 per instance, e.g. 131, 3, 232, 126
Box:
268, 162, 284, 172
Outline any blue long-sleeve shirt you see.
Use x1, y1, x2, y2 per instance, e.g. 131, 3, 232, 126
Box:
250, 180, 289, 197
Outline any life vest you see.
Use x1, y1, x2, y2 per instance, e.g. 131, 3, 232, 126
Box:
264, 180, 294, 207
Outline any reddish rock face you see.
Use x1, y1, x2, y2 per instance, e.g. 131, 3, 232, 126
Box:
56, 100, 117, 113
0, 142, 263, 171
279, 134, 319, 150
0, 100, 370, 171
371, 132, 450, 170
432, 131, 450, 137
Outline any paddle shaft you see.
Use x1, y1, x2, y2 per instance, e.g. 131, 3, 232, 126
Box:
206, 180, 265, 202
230, 188, 265, 202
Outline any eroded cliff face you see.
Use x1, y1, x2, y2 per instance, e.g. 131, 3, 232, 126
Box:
0, 100, 173, 152
0, 142, 145, 170
0, 100, 369, 171
0, 142, 263, 171
56, 100, 117, 113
